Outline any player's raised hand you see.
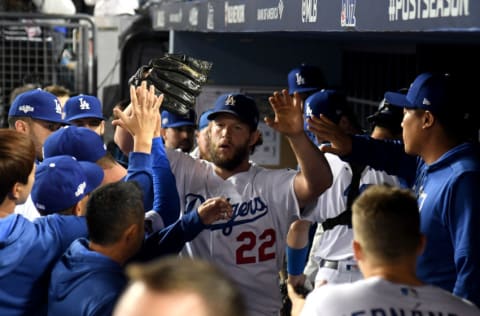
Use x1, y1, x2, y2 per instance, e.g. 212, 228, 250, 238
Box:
307, 114, 353, 156
197, 197, 233, 225
265, 90, 304, 138
113, 81, 163, 140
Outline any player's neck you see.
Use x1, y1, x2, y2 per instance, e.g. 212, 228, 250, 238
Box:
0, 198, 16, 218
89, 241, 130, 266
363, 261, 423, 286
214, 160, 251, 180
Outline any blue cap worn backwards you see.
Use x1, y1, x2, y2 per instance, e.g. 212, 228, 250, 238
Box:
208, 93, 259, 130
8, 89, 65, 124
288, 64, 325, 95
31, 155, 104, 215
161, 108, 197, 128
64, 94, 105, 122
43, 126, 107, 162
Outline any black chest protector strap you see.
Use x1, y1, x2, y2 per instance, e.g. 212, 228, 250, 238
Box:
322, 162, 365, 231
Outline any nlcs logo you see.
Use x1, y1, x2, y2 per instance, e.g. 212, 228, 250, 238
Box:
19, 105, 34, 114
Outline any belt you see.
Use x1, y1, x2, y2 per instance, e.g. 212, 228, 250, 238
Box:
319, 259, 339, 270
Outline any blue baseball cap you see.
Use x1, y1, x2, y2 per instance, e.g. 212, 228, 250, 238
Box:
43, 126, 107, 162
31, 155, 104, 215
288, 64, 325, 95
161, 108, 196, 128
8, 89, 65, 124
304, 90, 348, 125
368, 89, 406, 134
207, 93, 259, 129
64, 94, 105, 122
385, 73, 453, 115
198, 109, 213, 130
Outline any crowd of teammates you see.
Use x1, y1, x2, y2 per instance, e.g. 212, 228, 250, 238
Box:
0, 65, 479, 316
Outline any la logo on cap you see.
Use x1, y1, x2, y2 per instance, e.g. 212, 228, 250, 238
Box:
225, 95, 236, 106
54, 99, 62, 114
305, 105, 313, 118
19, 105, 34, 114
79, 97, 91, 110
296, 73, 305, 85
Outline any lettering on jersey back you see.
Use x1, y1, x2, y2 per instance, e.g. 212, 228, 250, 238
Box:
184, 193, 269, 236
350, 308, 458, 316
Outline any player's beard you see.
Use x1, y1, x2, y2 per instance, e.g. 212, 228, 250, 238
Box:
210, 139, 250, 171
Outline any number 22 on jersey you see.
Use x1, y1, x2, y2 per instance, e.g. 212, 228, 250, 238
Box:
236, 229, 276, 264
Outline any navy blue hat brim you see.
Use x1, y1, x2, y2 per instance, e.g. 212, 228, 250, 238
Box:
289, 87, 320, 95
207, 110, 241, 121
163, 121, 196, 128
19, 115, 66, 124
66, 113, 105, 122
384, 92, 415, 109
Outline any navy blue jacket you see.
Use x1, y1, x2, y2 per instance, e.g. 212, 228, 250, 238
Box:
0, 214, 87, 316
348, 136, 480, 306
47, 211, 205, 316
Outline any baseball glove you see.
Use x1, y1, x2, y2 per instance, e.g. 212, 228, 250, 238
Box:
128, 53, 213, 116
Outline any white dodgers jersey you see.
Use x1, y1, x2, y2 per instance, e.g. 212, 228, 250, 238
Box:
167, 149, 300, 316
301, 277, 480, 316
303, 153, 402, 261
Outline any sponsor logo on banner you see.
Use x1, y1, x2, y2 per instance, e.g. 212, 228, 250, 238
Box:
155, 10, 165, 28
169, 8, 183, 23
257, 0, 284, 21
207, 2, 215, 29
341, 0, 356, 27
301, 0, 317, 23
388, 0, 469, 22
225, 2, 245, 25
189, 7, 199, 26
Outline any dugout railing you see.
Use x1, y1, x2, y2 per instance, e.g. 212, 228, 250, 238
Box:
0, 13, 97, 127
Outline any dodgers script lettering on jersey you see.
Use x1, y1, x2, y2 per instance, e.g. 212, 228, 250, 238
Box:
185, 193, 269, 236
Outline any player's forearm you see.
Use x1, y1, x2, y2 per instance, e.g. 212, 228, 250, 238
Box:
288, 132, 332, 208
287, 220, 311, 248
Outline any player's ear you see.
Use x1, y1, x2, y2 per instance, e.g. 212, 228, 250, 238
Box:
248, 129, 261, 147
14, 119, 29, 133
416, 234, 427, 256
352, 239, 363, 262
422, 110, 435, 128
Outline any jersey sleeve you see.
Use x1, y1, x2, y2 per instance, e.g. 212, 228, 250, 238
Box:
35, 215, 88, 254
151, 137, 180, 227
135, 210, 205, 262
125, 152, 154, 211
447, 172, 480, 307
348, 135, 417, 187
261, 167, 300, 222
